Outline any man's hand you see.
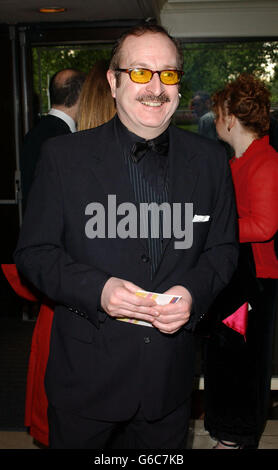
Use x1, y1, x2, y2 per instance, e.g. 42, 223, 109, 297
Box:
100, 277, 159, 323
152, 285, 192, 334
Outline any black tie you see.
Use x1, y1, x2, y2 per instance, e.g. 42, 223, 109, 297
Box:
131, 138, 169, 163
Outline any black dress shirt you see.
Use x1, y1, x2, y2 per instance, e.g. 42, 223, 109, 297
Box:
115, 115, 169, 278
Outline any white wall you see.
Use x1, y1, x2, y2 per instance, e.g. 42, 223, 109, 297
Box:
158, 0, 278, 38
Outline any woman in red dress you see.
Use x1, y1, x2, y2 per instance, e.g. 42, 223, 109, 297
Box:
203, 74, 278, 449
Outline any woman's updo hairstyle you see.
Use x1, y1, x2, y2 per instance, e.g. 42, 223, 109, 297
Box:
212, 74, 271, 138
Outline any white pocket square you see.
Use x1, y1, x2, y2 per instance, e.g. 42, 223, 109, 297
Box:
193, 215, 210, 222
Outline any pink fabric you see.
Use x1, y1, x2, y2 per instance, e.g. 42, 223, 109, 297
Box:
222, 302, 249, 341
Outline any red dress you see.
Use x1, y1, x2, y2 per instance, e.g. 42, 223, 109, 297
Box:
1, 264, 53, 447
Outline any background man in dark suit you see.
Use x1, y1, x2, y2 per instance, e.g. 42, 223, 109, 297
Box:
14, 24, 238, 449
20, 68, 85, 211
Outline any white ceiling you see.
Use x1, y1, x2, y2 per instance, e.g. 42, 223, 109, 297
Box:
0, 0, 159, 24
0, 0, 277, 39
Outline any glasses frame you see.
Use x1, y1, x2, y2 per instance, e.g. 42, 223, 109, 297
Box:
115, 68, 184, 85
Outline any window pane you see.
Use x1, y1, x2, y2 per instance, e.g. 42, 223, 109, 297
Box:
175, 40, 278, 142
32, 44, 113, 116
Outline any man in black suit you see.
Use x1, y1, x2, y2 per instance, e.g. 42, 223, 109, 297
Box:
20, 68, 85, 210
14, 24, 238, 449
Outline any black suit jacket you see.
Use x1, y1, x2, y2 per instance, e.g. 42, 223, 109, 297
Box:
20, 114, 71, 209
14, 116, 238, 421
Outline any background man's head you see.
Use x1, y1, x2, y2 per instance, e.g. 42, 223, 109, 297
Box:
190, 91, 211, 118
107, 23, 184, 139
49, 69, 86, 113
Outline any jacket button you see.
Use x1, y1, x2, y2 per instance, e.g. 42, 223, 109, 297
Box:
141, 254, 150, 263
144, 336, 151, 344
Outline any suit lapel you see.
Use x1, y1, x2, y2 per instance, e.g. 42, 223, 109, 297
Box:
88, 120, 200, 267
90, 118, 135, 205
89, 117, 148, 250
168, 125, 199, 206
152, 126, 200, 283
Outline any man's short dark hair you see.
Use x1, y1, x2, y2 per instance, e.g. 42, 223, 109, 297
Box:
193, 91, 211, 104
109, 23, 184, 86
49, 69, 86, 108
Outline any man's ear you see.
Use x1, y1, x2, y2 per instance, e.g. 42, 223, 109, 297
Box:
107, 69, 116, 98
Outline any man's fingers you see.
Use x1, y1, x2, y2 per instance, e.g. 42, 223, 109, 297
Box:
110, 286, 157, 308
109, 306, 157, 323
152, 312, 189, 324
152, 318, 189, 334
108, 300, 159, 318
154, 299, 190, 316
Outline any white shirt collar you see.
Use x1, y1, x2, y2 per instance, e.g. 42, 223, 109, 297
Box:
48, 108, 76, 133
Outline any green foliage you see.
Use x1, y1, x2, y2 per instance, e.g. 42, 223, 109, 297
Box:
179, 41, 278, 108
269, 64, 278, 105
33, 45, 112, 113
33, 40, 278, 115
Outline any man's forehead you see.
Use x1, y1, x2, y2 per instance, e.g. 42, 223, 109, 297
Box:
120, 32, 177, 60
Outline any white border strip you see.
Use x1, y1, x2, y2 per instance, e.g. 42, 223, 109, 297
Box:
197, 376, 278, 390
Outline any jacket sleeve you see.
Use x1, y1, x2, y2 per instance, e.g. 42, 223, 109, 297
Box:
239, 158, 278, 243
14, 141, 110, 328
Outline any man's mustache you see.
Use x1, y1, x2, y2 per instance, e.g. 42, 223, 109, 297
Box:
136, 93, 171, 104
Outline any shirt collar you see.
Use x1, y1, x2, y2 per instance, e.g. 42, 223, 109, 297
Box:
48, 108, 76, 133
114, 113, 169, 159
